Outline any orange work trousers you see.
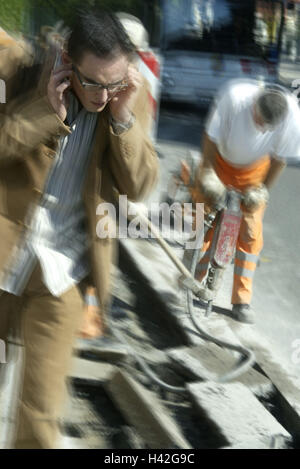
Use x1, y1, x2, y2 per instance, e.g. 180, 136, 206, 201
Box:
193, 153, 271, 305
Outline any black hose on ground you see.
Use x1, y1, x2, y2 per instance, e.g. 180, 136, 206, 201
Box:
109, 199, 255, 392
186, 219, 256, 383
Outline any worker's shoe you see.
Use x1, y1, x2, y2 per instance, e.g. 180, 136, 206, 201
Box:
231, 304, 255, 324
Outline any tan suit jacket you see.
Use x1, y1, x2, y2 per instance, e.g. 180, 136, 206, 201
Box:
0, 33, 159, 312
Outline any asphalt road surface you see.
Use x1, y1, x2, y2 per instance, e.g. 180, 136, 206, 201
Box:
157, 102, 300, 377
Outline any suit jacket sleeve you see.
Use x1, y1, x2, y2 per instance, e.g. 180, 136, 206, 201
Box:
0, 33, 70, 162
108, 80, 159, 201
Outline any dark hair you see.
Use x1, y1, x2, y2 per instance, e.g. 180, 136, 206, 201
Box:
256, 86, 288, 125
67, 7, 137, 64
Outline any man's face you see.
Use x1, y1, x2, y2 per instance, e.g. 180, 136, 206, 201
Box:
66, 51, 129, 113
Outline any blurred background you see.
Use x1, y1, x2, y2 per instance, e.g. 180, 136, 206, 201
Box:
1, 0, 299, 145
0, 2, 298, 110
0, 0, 300, 374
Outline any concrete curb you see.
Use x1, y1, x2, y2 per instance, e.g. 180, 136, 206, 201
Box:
105, 369, 192, 449
187, 381, 292, 449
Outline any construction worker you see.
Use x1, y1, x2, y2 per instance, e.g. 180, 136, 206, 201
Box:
193, 79, 300, 324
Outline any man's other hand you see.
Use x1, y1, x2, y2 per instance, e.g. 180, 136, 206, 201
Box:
109, 64, 142, 124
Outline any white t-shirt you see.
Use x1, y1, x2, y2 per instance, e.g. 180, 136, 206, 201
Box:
206, 79, 300, 166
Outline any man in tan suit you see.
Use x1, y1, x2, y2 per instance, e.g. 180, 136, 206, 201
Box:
0, 8, 158, 448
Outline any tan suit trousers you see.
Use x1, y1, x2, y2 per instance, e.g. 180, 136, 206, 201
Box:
0, 262, 84, 449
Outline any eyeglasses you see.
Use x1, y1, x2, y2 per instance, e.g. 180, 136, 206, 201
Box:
72, 65, 128, 94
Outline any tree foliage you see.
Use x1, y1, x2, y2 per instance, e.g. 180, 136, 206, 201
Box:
0, 0, 151, 38
0, 0, 30, 32
31, 0, 145, 29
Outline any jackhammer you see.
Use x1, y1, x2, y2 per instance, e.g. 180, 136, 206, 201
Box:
185, 188, 244, 317
110, 182, 255, 392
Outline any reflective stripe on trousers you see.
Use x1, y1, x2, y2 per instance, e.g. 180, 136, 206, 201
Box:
192, 153, 270, 305
195, 205, 264, 304
232, 204, 264, 304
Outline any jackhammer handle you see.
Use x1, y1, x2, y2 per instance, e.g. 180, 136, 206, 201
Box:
136, 208, 198, 280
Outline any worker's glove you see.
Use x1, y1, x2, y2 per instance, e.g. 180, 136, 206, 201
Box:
243, 184, 269, 210
199, 167, 226, 205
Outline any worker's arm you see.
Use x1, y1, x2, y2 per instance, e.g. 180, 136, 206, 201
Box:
243, 156, 286, 211
264, 156, 286, 189
195, 87, 231, 203
195, 132, 226, 204
201, 132, 219, 169
201, 85, 232, 170
195, 131, 219, 186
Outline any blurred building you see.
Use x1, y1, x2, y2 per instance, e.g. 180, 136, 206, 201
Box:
282, 1, 300, 62
0, 0, 30, 33
159, 0, 286, 106
1, 0, 298, 105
